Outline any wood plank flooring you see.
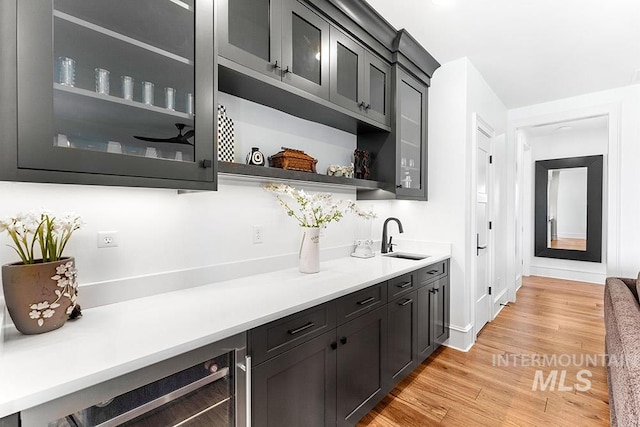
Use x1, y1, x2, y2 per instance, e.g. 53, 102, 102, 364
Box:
358, 276, 609, 426
550, 238, 587, 251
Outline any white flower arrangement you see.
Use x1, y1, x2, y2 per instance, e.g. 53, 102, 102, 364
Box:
0, 211, 83, 264
265, 183, 376, 228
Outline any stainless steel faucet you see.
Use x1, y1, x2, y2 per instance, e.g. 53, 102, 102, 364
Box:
381, 217, 404, 253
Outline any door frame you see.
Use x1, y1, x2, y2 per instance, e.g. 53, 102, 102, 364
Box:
470, 113, 495, 340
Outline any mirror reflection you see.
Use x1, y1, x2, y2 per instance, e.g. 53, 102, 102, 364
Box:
546, 167, 587, 251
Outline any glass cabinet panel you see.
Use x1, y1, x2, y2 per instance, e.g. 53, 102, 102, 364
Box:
397, 70, 426, 198
336, 42, 359, 102
52, 0, 195, 163
291, 13, 322, 85
228, 0, 270, 61
368, 64, 386, 115
281, 0, 330, 99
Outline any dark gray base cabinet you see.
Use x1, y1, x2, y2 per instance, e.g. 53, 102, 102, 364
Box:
0, 413, 19, 427
336, 306, 387, 426
386, 290, 418, 384
249, 259, 449, 427
252, 330, 337, 427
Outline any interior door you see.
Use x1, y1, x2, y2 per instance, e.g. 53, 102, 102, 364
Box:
475, 126, 492, 336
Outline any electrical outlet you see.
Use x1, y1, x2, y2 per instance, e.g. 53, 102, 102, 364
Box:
253, 226, 264, 244
97, 231, 119, 248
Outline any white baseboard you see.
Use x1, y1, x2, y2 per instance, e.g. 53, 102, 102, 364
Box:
529, 266, 606, 284
444, 322, 474, 352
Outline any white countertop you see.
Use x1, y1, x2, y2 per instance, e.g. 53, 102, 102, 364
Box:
0, 249, 449, 418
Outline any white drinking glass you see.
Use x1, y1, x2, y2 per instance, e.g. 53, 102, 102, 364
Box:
185, 92, 194, 115
95, 68, 110, 95
58, 57, 75, 86
121, 76, 134, 100
107, 141, 122, 154
165, 87, 176, 110
142, 81, 154, 105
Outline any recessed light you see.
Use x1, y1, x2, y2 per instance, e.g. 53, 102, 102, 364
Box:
556, 126, 572, 132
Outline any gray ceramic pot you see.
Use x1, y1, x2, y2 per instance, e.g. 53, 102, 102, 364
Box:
2, 257, 77, 335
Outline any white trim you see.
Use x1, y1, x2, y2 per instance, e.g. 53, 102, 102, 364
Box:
528, 267, 606, 284
444, 322, 475, 352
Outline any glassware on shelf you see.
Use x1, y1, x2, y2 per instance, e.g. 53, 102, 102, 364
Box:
185, 92, 194, 115
121, 76, 134, 100
107, 141, 122, 154
403, 171, 412, 188
141, 81, 155, 105
401, 157, 407, 167
145, 147, 158, 158
175, 151, 183, 161
164, 87, 176, 110
95, 68, 110, 95
57, 57, 76, 86
409, 158, 415, 168
55, 134, 70, 148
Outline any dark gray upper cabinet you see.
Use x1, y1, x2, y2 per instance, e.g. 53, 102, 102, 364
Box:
0, 0, 216, 190
281, 0, 331, 99
218, 0, 282, 80
395, 68, 428, 200
219, 0, 330, 99
329, 28, 390, 126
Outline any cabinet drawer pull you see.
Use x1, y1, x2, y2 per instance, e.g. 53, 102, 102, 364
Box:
331, 342, 338, 350
340, 337, 347, 345
357, 296, 376, 306
399, 298, 413, 306
429, 289, 436, 294
427, 269, 439, 275
272, 60, 281, 69
396, 281, 412, 289
287, 322, 315, 335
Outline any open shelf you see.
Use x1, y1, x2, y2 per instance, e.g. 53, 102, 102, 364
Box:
218, 162, 395, 193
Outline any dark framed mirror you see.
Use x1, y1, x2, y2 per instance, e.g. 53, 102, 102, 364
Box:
535, 155, 603, 262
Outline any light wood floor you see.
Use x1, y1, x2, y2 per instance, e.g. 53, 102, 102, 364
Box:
550, 238, 587, 251
359, 276, 609, 426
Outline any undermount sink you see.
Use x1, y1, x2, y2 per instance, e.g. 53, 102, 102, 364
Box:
383, 252, 429, 260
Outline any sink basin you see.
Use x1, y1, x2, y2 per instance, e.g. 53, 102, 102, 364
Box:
383, 252, 429, 260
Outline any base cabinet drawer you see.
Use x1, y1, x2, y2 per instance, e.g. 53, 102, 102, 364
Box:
337, 281, 387, 325
249, 301, 337, 365
417, 260, 448, 285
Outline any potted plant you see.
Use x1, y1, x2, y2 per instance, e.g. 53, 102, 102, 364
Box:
0, 211, 83, 334
265, 184, 375, 273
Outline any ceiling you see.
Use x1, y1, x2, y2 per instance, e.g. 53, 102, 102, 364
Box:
365, 0, 640, 108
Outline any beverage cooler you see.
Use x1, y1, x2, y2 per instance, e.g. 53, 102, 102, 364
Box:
21, 333, 248, 427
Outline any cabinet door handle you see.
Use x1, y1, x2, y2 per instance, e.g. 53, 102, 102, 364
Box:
340, 337, 347, 345
272, 60, 281, 69
200, 159, 212, 169
427, 269, 439, 275
358, 101, 365, 109
429, 288, 436, 294
399, 298, 413, 306
364, 103, 371, 110
357, 296, 376, 306
288, 321, 315, 335
396, 281, 412, 289
331, 342, 338, 350
283, 66, 291, 74
396, 184, 403, 189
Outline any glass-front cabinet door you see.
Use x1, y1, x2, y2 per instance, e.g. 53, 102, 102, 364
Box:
330, 27, 365, 114
218, 0, 282, 80
395, 68, 427, 200
363, 52, 391, 126
281, 0, 330, 100
15, 0, 215, 189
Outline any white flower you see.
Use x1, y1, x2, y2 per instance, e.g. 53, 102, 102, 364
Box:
42, 309, 55, 318
35, 301, 50, 310
29, 310, 40, 319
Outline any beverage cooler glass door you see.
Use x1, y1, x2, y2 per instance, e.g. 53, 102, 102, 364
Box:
19, 334, 248, 427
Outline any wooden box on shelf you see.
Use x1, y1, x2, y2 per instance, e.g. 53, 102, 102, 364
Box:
268, 147, 317, 173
